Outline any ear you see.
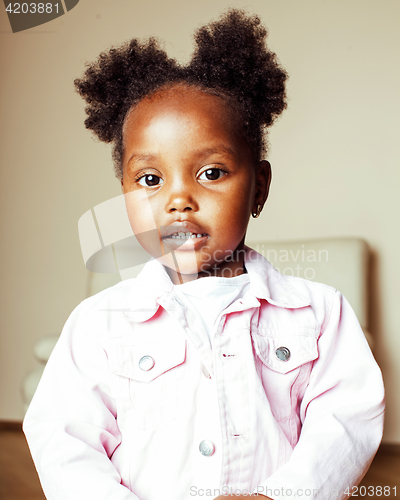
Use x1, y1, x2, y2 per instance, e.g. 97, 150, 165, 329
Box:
120, 177, 126, 194
252, 160, 271, 214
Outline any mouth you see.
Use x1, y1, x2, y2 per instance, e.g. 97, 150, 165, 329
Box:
161, 221, 209, 239
160, 221, 209, 251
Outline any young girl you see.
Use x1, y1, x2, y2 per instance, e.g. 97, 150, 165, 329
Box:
23, 10, 384, 500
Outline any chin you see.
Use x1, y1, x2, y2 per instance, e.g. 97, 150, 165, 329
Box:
159, 253, 200, 280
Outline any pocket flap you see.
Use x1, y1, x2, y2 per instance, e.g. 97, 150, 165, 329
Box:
105, 339, 186, 382
253, 334, 318, 374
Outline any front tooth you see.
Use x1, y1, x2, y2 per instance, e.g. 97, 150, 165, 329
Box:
169, 231, 206, 239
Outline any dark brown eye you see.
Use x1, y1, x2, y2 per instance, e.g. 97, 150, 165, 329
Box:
138, 174, 163, 187
199, 168, 225, 181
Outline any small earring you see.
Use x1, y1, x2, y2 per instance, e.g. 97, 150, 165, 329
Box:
252, 205, 262, 218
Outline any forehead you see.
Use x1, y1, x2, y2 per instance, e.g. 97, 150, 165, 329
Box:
122, 85, 246, 151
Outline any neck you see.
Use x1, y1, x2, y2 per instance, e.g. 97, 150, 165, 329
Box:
166, 245, 246, 285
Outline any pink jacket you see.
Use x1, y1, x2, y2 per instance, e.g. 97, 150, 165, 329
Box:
24, 247, 385, 500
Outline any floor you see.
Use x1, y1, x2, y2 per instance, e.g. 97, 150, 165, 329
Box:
0, 422, 399, 499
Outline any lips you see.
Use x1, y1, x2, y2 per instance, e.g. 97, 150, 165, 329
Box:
160, 221, 209, 251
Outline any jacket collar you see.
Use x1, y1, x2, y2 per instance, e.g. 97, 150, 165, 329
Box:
123, 246, 310, 322
243, 246, 311, 308
122, 258, 173, 322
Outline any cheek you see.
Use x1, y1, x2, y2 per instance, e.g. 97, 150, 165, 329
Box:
212, 181, 253, 235
124, 191, 156, 234
124, 191, 162, 258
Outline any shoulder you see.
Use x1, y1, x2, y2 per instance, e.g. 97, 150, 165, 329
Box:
285, 274, 339, 310
73, 278, 138, 316
62, 278, 146, 341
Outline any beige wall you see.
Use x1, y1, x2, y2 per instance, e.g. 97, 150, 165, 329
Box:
0, 0, 399, 443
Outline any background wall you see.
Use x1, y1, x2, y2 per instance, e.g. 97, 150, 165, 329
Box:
0, 0, 399, 443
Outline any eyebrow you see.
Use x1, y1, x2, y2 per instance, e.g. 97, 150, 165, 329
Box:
126, 154, 158, 166
194, 145, 237, 160
126, 145, 238, 168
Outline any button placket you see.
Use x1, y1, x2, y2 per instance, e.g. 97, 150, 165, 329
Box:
213, 321, 253, 486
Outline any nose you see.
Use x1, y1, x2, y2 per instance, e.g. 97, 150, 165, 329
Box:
166, 194, 199, 213
165, 182, 199, 213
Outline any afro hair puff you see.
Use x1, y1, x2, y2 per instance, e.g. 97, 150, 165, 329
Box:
74, 9, 288, 179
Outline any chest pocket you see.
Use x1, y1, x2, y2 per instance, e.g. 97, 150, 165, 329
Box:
249, 331, 318, 446
105, 339, 186, 430
252, 331, 318, 427
252, 334, 318, 374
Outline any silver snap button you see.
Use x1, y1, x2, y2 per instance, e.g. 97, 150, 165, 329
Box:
139, 355, 155, 371
275, 347, 291, 361
199, 440, 215, 456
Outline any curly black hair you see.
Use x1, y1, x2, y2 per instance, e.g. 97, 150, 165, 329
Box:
74, 9, 287, 179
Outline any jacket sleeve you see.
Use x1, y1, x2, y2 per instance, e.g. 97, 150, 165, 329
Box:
23, 300, 139, 500
254, 291, 385, 500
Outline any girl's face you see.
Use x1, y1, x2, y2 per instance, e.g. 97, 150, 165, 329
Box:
121, 86, 270, 284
